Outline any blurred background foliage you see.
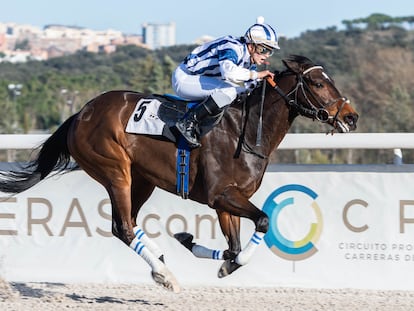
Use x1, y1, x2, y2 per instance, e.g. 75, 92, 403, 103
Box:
1, 14, 413, 164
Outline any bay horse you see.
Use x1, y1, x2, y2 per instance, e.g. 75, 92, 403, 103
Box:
0, 55, 358, 293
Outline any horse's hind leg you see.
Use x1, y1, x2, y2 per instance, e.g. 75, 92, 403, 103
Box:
129, 170, 182, 291
130, 174, 165, 263
106, 181, 180, 293
72, 150, 180, 292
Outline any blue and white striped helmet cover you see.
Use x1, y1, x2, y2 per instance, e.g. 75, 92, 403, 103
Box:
244, 23, 280, 49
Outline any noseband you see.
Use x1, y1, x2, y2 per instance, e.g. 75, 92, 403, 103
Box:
271, 66, 348, 124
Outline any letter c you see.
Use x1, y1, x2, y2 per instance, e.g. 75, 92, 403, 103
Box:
343, 199, 369, 232
142, 213, 161, 238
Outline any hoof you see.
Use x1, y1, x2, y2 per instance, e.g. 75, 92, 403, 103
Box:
152, 267, 181, 293
174, 232, 195, 251
218, 259, 242, 278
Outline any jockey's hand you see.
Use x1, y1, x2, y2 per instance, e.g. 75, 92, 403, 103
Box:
257, 70, 274, 80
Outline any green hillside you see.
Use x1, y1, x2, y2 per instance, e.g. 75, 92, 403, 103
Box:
0, 14, 413, 164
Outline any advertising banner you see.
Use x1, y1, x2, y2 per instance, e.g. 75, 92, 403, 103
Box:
0, 167, 414, 290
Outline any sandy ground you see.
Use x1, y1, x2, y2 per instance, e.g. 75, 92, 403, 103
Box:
1, 278, 414, 311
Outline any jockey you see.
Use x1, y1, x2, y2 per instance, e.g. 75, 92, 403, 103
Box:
172, 17, 279, 148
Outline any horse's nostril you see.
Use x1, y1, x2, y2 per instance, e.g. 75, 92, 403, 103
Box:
345, 113, 358, 125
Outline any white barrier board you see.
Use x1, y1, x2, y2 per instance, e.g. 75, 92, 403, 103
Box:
0, 169, 414, 290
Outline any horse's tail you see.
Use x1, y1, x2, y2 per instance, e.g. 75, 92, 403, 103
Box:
0, 114, 78, 194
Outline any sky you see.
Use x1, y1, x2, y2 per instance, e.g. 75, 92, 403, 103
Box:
0, 0, 412, 44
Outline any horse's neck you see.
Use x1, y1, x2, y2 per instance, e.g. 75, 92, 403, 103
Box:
240, 89, 293, 156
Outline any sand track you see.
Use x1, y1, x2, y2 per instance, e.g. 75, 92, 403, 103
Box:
1, 279, 414, 310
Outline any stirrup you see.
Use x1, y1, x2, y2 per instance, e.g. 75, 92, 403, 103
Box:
175, 121, 201, 148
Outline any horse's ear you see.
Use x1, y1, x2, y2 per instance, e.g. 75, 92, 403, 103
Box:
282, 58, 301, 74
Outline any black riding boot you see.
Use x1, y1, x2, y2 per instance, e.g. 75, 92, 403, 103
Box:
175, 96, 221, 148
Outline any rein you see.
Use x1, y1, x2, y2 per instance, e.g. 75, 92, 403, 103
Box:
235, 65, 347, 160
267, 66, 347, 124
234, 96, 268, 160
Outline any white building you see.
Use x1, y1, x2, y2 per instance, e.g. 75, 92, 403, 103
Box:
142, 22, 176, 49
0, 22, 146, 62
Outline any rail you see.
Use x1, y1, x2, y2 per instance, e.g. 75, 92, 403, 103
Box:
0, 133, 413, 163
0, 133, 413, 149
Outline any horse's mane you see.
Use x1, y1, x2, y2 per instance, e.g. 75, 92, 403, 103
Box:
284, 54, 314, 67
275, 54, 315, 79
234, 55, 315, 108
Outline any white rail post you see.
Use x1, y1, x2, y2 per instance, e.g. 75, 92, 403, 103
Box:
393, 148, 403, 165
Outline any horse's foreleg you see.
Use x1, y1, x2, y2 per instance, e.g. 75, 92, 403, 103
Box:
233, 209, 268, 265
214, 186, 269, 278
217, 211, 241, 260
174, 232, 224, 260
173, 205, 235, 261
234, 231, 265, 265
218, 231, 266, 278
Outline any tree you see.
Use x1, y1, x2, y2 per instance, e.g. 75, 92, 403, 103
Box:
0, 16, 414, 163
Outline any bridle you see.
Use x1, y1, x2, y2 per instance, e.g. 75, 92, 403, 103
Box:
268, 66, 349, 124
237, 65, 350, 159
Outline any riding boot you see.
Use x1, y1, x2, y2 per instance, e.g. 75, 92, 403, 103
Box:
175, 96, 221, 148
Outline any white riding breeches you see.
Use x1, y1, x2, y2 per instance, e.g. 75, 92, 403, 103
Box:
172, 63, 248, 108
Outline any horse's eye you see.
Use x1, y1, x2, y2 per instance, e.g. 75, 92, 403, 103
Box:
315, 83, 323, 88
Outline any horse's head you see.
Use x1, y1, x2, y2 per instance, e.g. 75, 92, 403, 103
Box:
274, 55, 358, 133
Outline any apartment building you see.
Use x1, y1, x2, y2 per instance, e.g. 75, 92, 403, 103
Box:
142, 22, 176, 49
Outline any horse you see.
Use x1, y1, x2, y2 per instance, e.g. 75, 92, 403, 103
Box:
0, 55, 358, 293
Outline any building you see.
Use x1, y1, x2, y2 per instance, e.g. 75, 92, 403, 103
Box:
142, 22, 176, 49
0, 22, 146, 62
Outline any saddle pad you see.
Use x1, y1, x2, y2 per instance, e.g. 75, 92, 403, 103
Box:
125, 98, 166, 135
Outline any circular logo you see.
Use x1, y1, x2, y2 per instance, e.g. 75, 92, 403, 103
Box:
262, 184, 323, 261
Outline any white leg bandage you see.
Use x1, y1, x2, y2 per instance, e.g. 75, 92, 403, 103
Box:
130, 236, 164, 272
192, 244, 223, 260
133, 227, 164, 259
235, 232, 265, 266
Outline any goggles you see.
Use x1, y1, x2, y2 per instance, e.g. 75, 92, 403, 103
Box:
255, 45, 274, 56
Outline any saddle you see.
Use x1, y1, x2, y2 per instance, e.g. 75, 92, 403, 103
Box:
155, 94, 223, 142
124, 93, 232, 199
